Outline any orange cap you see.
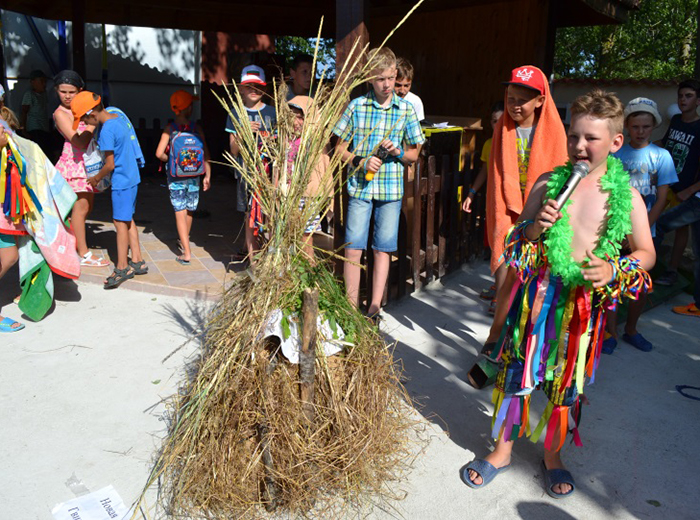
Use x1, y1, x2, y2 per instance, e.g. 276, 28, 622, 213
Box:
170, 90, 199, 114
70, 91, 101, 130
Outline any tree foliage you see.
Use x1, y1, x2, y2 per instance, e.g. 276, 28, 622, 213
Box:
554, 0, 698, 79
274, 36, 336, 79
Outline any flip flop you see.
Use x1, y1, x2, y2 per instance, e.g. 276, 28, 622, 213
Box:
461, 459, 510, 489
622, 332, 652, 352
176, 256, 191, 266
542, 460, 576, 499
480, 284, 497, 300
0, 316, 25, 333
487, 298, 498, 316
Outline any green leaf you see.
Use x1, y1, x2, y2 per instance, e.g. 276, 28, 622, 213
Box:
646, 500, 661, 507
151, 379, 161, 385
281, 314, 291, 341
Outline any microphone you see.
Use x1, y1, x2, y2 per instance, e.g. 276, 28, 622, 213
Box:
554, 162, 589, 208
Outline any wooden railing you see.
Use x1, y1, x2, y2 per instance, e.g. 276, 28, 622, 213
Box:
332, 151, 486, 306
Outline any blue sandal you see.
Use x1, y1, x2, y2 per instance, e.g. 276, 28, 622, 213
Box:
461, 459, 510, 489
622, 332, 652, 352
0, 316, 25, 333
542, 460, 576, 499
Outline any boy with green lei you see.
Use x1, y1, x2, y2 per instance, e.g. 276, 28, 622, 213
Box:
462, 90, 655, 498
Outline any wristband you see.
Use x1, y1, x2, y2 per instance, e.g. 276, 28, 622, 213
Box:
396, 148, 405, 160
607, 261, 617, 285
352, 155, 364, 169
468, 187, 477, 195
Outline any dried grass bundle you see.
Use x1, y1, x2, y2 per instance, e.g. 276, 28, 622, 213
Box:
135, 7, 425, 518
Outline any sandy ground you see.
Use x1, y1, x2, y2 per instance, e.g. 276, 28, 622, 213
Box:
1, 262, 697, 519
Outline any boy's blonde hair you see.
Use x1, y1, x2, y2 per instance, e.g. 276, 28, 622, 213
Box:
396, 57, 414, 81
367, 47, 397, 74
570, 89, 624, 135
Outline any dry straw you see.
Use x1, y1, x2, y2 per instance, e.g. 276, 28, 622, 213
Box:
133, 3, 425, 518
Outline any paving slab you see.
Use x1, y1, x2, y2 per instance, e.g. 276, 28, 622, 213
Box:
1, 261, 697, 519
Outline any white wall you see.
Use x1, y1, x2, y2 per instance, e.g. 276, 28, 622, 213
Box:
552, 81, 682, 142
1, 10, 201, 127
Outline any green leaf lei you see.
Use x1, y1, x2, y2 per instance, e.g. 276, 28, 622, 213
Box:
543, 156, 632, 287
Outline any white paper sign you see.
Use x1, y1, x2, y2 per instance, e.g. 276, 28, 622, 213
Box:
52, 485, 129, 520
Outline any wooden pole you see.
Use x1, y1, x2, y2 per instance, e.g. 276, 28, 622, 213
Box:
299, 288, 318, 423
71, 0, 86, 79
336, 0, 369, 86
258, 422, 281, 511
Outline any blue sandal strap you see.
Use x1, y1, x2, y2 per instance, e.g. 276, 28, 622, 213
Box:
462, 459, 510, 489
543, 462, 576, 498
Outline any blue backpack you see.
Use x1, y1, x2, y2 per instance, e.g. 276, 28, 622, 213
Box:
168, 124, 205, 178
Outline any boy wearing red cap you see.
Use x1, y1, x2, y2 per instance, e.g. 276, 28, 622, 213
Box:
156, 90, 211, 265
474, 66, 568, 376
71, 91, 147, 289
225, 65, 277, 261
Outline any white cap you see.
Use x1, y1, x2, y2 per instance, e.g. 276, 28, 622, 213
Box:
624, 97, 662, 127
240, 65, 266, 86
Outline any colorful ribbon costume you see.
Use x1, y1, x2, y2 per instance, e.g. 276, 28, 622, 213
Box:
491, 157, 652, 451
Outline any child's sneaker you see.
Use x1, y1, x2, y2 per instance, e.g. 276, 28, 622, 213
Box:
672, 303, 700, 317
655, 270, 678, 286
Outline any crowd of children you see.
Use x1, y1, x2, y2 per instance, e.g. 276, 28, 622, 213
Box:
4, 50, 700, 504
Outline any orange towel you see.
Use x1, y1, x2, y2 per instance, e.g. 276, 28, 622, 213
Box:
486, 66, 568, 273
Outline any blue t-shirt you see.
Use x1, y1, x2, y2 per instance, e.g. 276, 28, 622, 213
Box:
224, 104, 276, 174
613, 143, 677, 236
224, 104, 276, 136
98, 116, 141, 190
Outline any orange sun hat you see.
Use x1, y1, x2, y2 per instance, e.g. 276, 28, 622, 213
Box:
170, 90, 199, 114
70, 91, 101, 130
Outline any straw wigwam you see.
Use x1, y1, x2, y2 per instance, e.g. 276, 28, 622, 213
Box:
134, 8, 426, 517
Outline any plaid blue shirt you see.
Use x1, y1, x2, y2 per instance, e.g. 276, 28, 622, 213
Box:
333, 91, 425, 201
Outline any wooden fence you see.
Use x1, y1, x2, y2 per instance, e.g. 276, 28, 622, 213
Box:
332, 150, 487, 307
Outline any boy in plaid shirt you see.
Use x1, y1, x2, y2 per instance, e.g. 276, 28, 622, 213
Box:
333, 47, 425, 320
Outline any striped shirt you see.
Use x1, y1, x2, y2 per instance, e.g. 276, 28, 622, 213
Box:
334, 90, 425, 201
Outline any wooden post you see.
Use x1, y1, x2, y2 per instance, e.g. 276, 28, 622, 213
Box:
71, 0, 86, 79
336, 0, 369, 82
412, 157, 422, 291
448, 153, 459, 272
299, 288, 318, 424
259, 344, 282, 512
425, 155, 436, 284
438, 154, 449, 278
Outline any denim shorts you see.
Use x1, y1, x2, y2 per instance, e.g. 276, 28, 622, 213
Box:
345, 197, 402, 252
0, 233, 16, 249
112, 185, 138, 222
169, 178, 200, 212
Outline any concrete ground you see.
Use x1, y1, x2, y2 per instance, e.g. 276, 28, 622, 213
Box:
1, 262, 698, 519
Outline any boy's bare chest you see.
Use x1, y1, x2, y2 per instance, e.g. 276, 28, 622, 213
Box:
566, 179, 609, 255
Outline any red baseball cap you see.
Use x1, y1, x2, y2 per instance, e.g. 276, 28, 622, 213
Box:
170, 90, 199, 114
503, 66, 546, 95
